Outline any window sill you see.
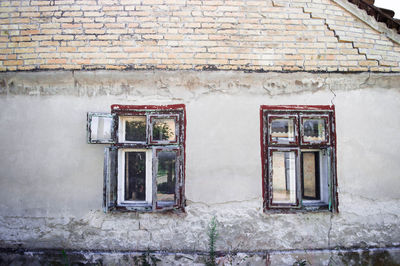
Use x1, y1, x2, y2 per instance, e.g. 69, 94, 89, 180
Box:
265, 205, 331, 214
108, 204, 184, 213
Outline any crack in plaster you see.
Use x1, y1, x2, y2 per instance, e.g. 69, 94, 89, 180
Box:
326, 76, 337, 105
186, 197, 261, 208
327, 213, 333, 249
360, 72, 371, 87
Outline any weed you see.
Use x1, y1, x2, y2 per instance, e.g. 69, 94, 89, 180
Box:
206, 216, 218, 266
62, 249, 69, 266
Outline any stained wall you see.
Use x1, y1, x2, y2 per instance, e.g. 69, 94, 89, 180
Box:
0, 71, 399, 253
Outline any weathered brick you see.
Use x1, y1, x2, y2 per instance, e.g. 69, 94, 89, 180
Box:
85, 29, 106, 34
47, 58, 68, 64
359, 60, 378, 67
63, 11, 83, 16
53, 35, 74, 40
84, 12, 105, 17
0, 0, 398, 72
4, 60, 23, 65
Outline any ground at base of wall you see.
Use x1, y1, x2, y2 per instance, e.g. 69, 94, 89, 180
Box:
1, 247, 400, 266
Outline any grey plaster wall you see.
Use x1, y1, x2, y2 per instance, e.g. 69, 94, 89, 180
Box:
0, 71, 399, 253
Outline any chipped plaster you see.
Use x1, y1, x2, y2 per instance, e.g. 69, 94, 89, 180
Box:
0, 70, 399, 255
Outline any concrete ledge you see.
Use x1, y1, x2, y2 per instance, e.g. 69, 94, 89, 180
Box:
0, 70, 399, 98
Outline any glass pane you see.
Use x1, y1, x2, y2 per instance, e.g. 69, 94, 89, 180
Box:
153, 118, 176, 141
302, 152, 320, 199
125, 152, 146, 201
125, 116, 146, 141
303, 119, 326, 142
157, 151, 177, 202
270, 118, 295, 142
271, 151, 297, 204
91, 116, 112, 141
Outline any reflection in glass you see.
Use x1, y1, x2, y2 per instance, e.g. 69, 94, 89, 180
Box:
271, 151, 297, 204
91, 116, 112, 141
303, 119, 326, 142
157, 151, 176, 202
270, 118, 295, 142
125, 152, 146, 201
302, 152, 320, 199
125, 116, 146, 141
153, 118, 176, 141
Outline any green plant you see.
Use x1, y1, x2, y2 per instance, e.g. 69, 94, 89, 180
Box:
62, 249, 69, 266
206, 216, 218, 266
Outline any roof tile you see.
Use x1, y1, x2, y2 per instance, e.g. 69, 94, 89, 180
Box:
347, 0, 400, 33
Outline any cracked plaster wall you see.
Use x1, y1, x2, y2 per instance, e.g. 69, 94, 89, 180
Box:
0, 70, 399, 252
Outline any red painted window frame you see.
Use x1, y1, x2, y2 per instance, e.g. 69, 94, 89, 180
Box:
110, 104, 186, 212
260, 105, 338, 213
149, 114, 180, 145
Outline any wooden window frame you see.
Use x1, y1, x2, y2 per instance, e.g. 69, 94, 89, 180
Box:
149, 114, 180, 145
153, 147, 183, 210
98, 104, 186, 213
87, 112, 114, 144
301, 151, 321, 201
300, 114, 330, 145
267, 114, 299, 146
268, 147, 301, 209
260, 105, 338, 213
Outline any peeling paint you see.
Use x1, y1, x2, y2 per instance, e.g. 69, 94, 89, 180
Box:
0, 71, 399, 99
0, 70, 399, 256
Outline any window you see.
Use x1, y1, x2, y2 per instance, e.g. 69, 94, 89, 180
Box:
88, 104, 186, 212
260, 105, 338, 212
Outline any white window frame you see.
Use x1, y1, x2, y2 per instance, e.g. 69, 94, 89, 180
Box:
118, 115, 148, 144
117, 149, 153, 206
87, 112, 114, 144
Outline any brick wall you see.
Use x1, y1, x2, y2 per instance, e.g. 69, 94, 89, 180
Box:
1, 0, 400, 72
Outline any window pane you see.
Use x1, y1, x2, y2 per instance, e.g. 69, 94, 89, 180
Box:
303, 119, 326, 142
270, 118, 295, 142
125, 116, 146, 142
302, 152, 320, 200
125, 152, 146, 201
153, 118, 176, 141
91, 116, 112, 141
157, 151, 177, 202
271, 151, 297, 204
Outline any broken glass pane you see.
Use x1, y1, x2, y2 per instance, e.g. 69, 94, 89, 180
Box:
157, 151, 177, 202
303, 119, 326, 142
153, 118, 176, 141
90, 116, 112, 141
125, 116, 146, 142
271, 151, 297, 204
302, 152, 320, 199
125, 152, 146, 201
270, 118, 295, 142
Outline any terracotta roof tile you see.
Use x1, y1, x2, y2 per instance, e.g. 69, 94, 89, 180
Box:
347, 0, 400, 34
